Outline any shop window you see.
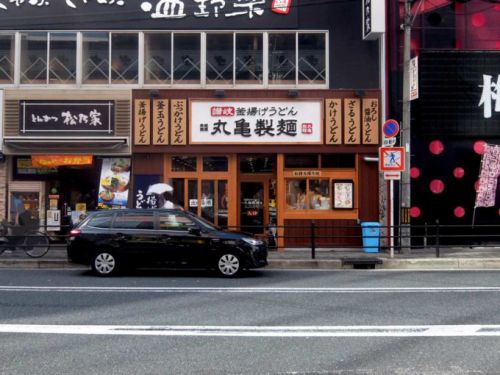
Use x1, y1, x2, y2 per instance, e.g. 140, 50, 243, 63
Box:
49, 32, 76, 84
159, 213, 195, 230
239, 155, 275, 173
203, 156, 228, 172
87, 213, 113, 229
286, 179, 307, 209
218, 180, 229, 227
284, 154, 318, 169
201, 180, 215, 223
236, 33, 263, 85
308, 179, 331, 210
0, 33, 15, 84
173, 34, 200, 84
206, 33, 233, 85
172, 179, 185, 208
20, 32, 47, 84
113, 212, 154, 230
269, 33, 296, 85
172, 156, 197, 172
321, 154, 356, 169
111, 33, 138, 84
82, 32, 109, 84
298, 33, 326, 85
145, 33, 171, 85
9, 192, 40, 226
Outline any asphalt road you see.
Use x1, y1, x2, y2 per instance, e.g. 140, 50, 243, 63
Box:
1, 268, 500, 374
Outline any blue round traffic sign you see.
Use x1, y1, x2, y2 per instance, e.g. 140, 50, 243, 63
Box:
383, 119, 400, 138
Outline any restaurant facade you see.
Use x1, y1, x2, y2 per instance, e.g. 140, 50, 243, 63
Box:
0, 0, 384, 247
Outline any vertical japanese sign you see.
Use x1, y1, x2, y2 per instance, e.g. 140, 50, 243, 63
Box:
362, 98, 379, 145
153, 99, 169, 145
325, 99, 342, 145
170, 99, 187, 145
98, 158, 131, 209
409, 56, 419, 101
475, 144, 500, 208
134, 174, 161, 209
134, 99, 151, 145
344, 98, 361, 144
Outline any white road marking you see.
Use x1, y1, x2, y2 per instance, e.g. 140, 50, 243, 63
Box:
0, 324, 500, 337
1, 286, 500, 293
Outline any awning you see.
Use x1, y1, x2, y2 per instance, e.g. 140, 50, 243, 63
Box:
2, 137, 129, 154
31, 155, 93, 167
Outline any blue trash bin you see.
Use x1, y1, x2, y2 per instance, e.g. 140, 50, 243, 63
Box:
361, 222, 381, 253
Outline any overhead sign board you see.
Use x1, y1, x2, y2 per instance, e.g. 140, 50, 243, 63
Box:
362, 0, 385, 40
190, 100, 323, 144
0, 0, 298, 30
379, 146, 405, 172
382, 119, 400, 138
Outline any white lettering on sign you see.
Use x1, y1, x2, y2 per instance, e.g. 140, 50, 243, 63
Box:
191, 100, 322, 144
0, 0, 125, 11
479, 74, 500, 119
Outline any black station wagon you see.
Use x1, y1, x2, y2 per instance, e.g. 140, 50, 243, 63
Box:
67, 209, 268, 277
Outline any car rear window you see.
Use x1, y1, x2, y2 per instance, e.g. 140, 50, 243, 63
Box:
87, 213, 113, 229
113, 212, 154, 230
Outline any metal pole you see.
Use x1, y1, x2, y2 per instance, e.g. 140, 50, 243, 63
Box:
311, 221, 316, 260
435, 219, 440, 258
400, 0, 412, 254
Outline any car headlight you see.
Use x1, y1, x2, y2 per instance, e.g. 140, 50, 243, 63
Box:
241, 238, 264, 246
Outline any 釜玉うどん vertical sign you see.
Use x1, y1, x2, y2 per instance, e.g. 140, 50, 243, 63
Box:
190, 100, 323, 144
20, 100, 114, 136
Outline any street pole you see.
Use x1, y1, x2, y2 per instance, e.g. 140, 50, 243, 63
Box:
400, 0, 412, 253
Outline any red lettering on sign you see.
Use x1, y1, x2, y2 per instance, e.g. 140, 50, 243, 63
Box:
301, 123, 313, 134
211, 107, 235, 117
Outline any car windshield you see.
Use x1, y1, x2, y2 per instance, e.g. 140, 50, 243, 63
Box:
185, 212, 219, 231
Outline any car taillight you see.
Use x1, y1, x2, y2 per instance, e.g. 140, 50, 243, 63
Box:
69, 229, 81, 237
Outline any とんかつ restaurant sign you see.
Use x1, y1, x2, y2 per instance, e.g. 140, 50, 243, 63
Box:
20, 100, 114, 136
190, 100, 323, 144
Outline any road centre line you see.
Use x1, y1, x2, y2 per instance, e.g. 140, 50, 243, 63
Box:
1, 324, 500, 337
1, 286, 500, 293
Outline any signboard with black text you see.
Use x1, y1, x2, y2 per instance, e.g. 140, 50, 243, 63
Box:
190, 100, 323, 144
20, 100, 115, 136
0, 0, 298, 30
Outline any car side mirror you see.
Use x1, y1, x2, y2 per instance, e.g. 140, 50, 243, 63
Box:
188, 227, 201, 236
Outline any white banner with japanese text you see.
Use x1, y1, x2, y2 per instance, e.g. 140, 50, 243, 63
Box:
190, 100, 323, 144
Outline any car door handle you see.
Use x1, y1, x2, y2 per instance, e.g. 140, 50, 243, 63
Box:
115, 233, 129, 241
160, 235, 172, 243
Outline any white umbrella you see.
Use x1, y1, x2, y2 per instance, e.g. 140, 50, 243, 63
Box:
146, 183, 173, 195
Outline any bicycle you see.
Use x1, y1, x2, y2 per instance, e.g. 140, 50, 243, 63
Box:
0, 221, 50, 258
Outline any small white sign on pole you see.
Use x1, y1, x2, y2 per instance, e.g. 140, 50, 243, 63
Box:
384, 172, 401, 180
410, 56, 419, 101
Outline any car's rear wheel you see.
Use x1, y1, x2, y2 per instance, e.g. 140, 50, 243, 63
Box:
91, 251, 118, 276
216, 253, 242, 277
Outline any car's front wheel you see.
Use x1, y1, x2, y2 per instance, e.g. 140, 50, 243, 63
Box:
216, 253, 242, 277
91, 251, 118, 276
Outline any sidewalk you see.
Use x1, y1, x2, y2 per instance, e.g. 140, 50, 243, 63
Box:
1, 243, 500, 270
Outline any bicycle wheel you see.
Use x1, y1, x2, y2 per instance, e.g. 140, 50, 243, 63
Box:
23, 232, 50, 258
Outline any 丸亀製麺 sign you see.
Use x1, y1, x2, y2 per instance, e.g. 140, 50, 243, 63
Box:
20, 100, 114, 136
190, 100, 322, 144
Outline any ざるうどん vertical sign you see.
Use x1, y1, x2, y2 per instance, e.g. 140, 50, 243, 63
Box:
190, 100, 322, 144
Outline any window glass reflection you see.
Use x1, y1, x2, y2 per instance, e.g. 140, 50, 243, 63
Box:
286, 180, 307, 209
308, 180, 330, 210
206, 33, 233, 85
298, 33, 326, 85
269, 33, 296, 85
111, 33, 138, 84
49, 32, 76, 84
236, 34, 263, 85
0, 34, 15, 84
83, 32, 109, 84
20, 32, 47, 84
173, 34, 200, 84
203, 156, 228, 172
145, 33, 171, 85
